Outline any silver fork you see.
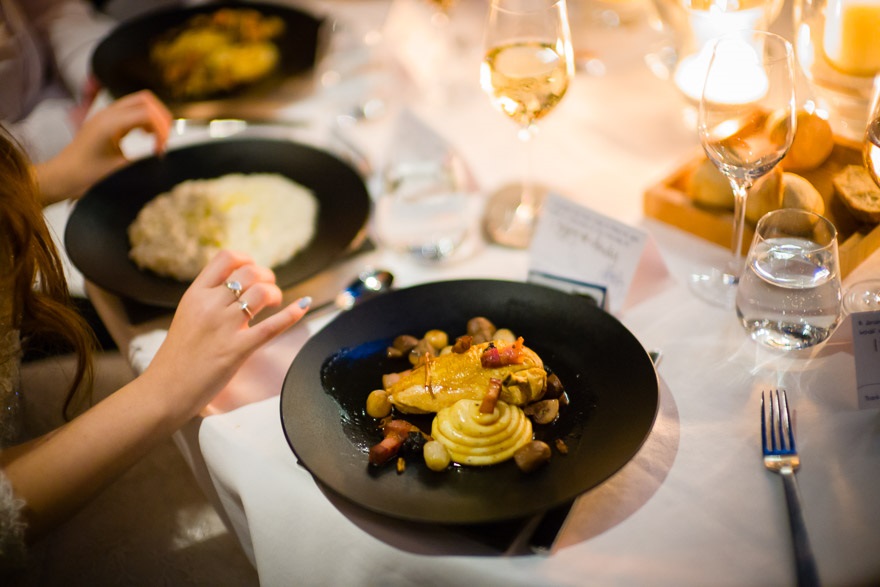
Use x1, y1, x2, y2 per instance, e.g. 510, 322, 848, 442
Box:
761, 389, 821, 587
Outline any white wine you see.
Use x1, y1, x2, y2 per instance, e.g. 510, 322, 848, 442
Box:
865, 117, 880, 187
481, 41, 570, 127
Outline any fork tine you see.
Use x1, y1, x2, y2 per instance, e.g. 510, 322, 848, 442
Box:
761, 391, 768, 452
780, 389, 795, 452
770, 389, 779, 452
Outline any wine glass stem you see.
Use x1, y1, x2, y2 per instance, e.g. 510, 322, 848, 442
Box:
519, 124, 536, 217
729, 183, 749, 279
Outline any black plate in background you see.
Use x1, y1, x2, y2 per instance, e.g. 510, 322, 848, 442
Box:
65, 138, 370, 308
92, 2, 323, 103
280, 280, 659, 525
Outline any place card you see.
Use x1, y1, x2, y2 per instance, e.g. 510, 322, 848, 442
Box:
852, 311, 880, 410
528, 193, 669, 313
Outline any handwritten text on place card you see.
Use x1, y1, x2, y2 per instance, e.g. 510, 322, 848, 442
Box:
853, 311, 880, 410
528, 194, 647, 313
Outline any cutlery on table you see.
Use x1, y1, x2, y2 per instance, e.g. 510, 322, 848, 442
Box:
304, 268, 394, 318
761, 389, 821, 587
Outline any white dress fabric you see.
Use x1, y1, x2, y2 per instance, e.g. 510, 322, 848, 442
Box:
0, 0, 114, 161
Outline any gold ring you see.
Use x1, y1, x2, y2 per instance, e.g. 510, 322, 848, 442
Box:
225, 280, 243, 298
239, 300, 254, 320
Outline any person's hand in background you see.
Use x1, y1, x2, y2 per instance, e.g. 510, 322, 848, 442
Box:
35, 89, 172, 205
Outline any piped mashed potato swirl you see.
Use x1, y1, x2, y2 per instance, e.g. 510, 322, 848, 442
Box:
128, 173, 318, 281
431, 399, 533, 466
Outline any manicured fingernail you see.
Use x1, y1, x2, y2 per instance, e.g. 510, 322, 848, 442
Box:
297, 296, 312, 309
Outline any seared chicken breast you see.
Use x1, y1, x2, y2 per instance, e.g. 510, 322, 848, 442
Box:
386, 340, 547, 414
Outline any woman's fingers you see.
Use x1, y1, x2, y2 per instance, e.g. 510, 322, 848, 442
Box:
104, 90, 173, 154
224, 264, 277, 295
232, 281, 282, 323
242, 296, 312, 347
192, 250, 255, 289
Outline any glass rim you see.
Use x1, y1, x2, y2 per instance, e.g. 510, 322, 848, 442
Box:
754, 207, 838, 246
489, 0, 567, 13
708, 30, 794, 64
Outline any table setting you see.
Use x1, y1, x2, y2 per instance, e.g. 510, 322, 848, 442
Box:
64, 0, 880, 585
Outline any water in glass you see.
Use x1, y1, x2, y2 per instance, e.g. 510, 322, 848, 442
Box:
736, 236, 842, 350
374, 160, 477, 262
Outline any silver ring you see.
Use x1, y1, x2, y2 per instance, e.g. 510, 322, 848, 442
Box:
239, 300, 254, 320
225, 280, 243, 298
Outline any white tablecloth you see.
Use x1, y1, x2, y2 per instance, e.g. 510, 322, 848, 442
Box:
193, 228, 880, 586
86, 1, 880, 585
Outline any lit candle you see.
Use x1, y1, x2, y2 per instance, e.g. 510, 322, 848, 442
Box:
673, 3, 768, 102
823, 0, 880, 76
675, 35, 769, 104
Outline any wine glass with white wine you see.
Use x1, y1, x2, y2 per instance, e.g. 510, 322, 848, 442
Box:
843, 74, 880, 314
692, 30, 796, 307
480, 0, 574, 248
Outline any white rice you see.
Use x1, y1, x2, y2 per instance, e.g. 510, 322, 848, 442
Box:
128, 173, 318, 281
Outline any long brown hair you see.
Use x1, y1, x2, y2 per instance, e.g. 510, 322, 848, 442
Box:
0, 127, 95, 419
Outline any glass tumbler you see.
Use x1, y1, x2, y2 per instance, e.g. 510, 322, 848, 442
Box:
736, 208, 842, 350
373, 154, 479, 263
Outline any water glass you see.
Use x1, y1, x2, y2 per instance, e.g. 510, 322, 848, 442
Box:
373, 155, 479, 263
736, 208, 842, 350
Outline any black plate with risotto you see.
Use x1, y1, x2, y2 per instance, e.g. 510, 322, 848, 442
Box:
65, 138, 370, 308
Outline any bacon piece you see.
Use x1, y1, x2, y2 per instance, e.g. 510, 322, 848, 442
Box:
480, 345, 501, 368
368, 420, 416, 467
369, 436, 403, 466
480, 378, 503, 414
452, 335, 473, 354
480, 337, 525, 368
383, 419, 415, 441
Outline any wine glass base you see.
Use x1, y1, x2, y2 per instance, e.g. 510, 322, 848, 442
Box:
843, 279, 880, 314
482, 183, 551, 249
689, 267, 739, 309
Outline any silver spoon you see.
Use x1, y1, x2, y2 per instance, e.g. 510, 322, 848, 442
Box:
305, 268, 394, 317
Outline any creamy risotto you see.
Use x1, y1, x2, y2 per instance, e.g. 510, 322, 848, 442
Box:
128, 173, 318, 281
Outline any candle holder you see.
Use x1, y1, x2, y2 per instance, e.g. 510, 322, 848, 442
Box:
794, 0, 880, 139
646, 0, 784, 109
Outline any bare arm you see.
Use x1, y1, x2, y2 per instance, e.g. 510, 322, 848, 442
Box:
0, 251, 309, 540
34, 90, 172, 206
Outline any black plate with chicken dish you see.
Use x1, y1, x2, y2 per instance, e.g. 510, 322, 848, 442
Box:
92, 2, 322, 106
65, 137, 370, 308
280, 279, 659, 525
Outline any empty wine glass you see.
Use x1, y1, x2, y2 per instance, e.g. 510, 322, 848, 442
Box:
843, 75, 880, 314
480, 0, 574, 248
691, 30, 796, 307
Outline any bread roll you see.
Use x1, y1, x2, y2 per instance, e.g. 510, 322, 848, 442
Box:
833, 165, 880, 223
781, 172, 825, 217
744, 166, 784, 225
689, 158, 735, 209
766, 108, 835, 172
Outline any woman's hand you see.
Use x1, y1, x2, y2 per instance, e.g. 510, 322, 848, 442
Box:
0, 251, 309, 539
144, 250, 311, 418
35, 90, 173, 205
